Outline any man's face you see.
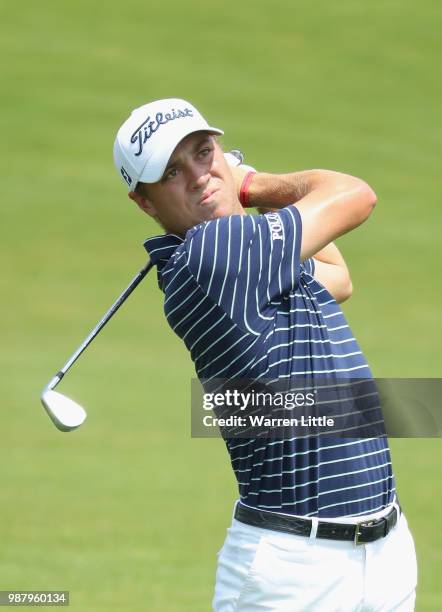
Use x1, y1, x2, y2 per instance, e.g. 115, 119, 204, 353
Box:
129, 132, 243, 236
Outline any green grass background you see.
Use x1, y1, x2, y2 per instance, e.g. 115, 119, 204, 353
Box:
1, 0, 441, 609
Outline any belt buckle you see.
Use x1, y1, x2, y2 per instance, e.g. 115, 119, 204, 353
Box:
354, 506, 398, 545
354, 519, 376, 546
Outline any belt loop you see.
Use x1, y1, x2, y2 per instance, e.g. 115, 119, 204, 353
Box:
392, 499, 401, 525
309, 517, 319, 542
393, 495, 401, 523
232, 500, 240, 523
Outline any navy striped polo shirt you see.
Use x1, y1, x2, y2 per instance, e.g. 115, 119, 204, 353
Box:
144, 206, 395, 518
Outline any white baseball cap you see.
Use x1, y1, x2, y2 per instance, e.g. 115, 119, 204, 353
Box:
113, 98, 224, 190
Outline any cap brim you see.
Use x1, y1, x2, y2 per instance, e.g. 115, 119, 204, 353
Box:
138, 125, 223, 184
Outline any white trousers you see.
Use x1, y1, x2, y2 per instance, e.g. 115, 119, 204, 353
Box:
213, 506, 417, 611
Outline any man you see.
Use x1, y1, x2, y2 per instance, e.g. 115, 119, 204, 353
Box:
113, 99, 417, 611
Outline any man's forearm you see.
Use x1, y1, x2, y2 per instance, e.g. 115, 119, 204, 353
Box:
247, 171, 330, 209
312, 243, 353, 303
313, 242, 347, 267
243, 171, 359, 303
242, 169, 376, 261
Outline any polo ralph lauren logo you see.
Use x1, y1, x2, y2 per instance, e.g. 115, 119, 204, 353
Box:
266, 213, 284, 240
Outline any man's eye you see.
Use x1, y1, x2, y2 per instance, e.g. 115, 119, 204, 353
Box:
198, 147, 212, 158
164, 168, 178, 180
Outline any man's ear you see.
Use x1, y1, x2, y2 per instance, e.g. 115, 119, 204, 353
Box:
128, 190, 156, 218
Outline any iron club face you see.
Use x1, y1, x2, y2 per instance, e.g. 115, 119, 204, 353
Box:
41, 260, 153, 431
41, 390, 87, 432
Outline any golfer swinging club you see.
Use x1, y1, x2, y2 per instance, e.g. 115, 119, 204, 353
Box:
113, 99, 417, 611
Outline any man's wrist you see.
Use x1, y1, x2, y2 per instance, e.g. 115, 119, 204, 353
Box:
239, 171, 256, 208
240, 172, 281, 210
244, 172, 291, 210
245, 171, 322, 209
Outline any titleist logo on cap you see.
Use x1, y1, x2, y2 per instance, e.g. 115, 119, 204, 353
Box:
130, 108, 194, 156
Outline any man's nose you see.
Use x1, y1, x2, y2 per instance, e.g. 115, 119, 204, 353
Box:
187, 163, 210, 189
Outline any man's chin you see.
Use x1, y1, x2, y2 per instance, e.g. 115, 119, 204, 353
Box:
199, 201, 238, 221
208, 207, 229, 220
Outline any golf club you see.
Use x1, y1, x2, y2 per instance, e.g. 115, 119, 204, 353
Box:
40, 150, 245, 432
41, 260, 153, 432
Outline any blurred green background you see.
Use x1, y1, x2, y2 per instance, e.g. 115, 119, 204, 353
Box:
1, 0, 441, 610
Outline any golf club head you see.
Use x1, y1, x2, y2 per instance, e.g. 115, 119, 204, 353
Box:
41, 389, 87, 432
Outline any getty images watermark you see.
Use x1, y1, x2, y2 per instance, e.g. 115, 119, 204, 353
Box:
191, 378, 442, 439
201, 388, 333, 428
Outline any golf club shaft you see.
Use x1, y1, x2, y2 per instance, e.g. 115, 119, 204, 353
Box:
46, 260, 153, 391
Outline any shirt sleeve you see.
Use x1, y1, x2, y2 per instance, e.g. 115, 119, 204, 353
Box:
301, 257, 315, 276
184, 206, 302, 335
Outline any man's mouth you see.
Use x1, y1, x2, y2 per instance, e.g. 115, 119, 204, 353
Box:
198, 189, 220, 206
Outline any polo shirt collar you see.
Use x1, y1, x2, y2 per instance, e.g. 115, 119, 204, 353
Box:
143, 233, 183, 272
